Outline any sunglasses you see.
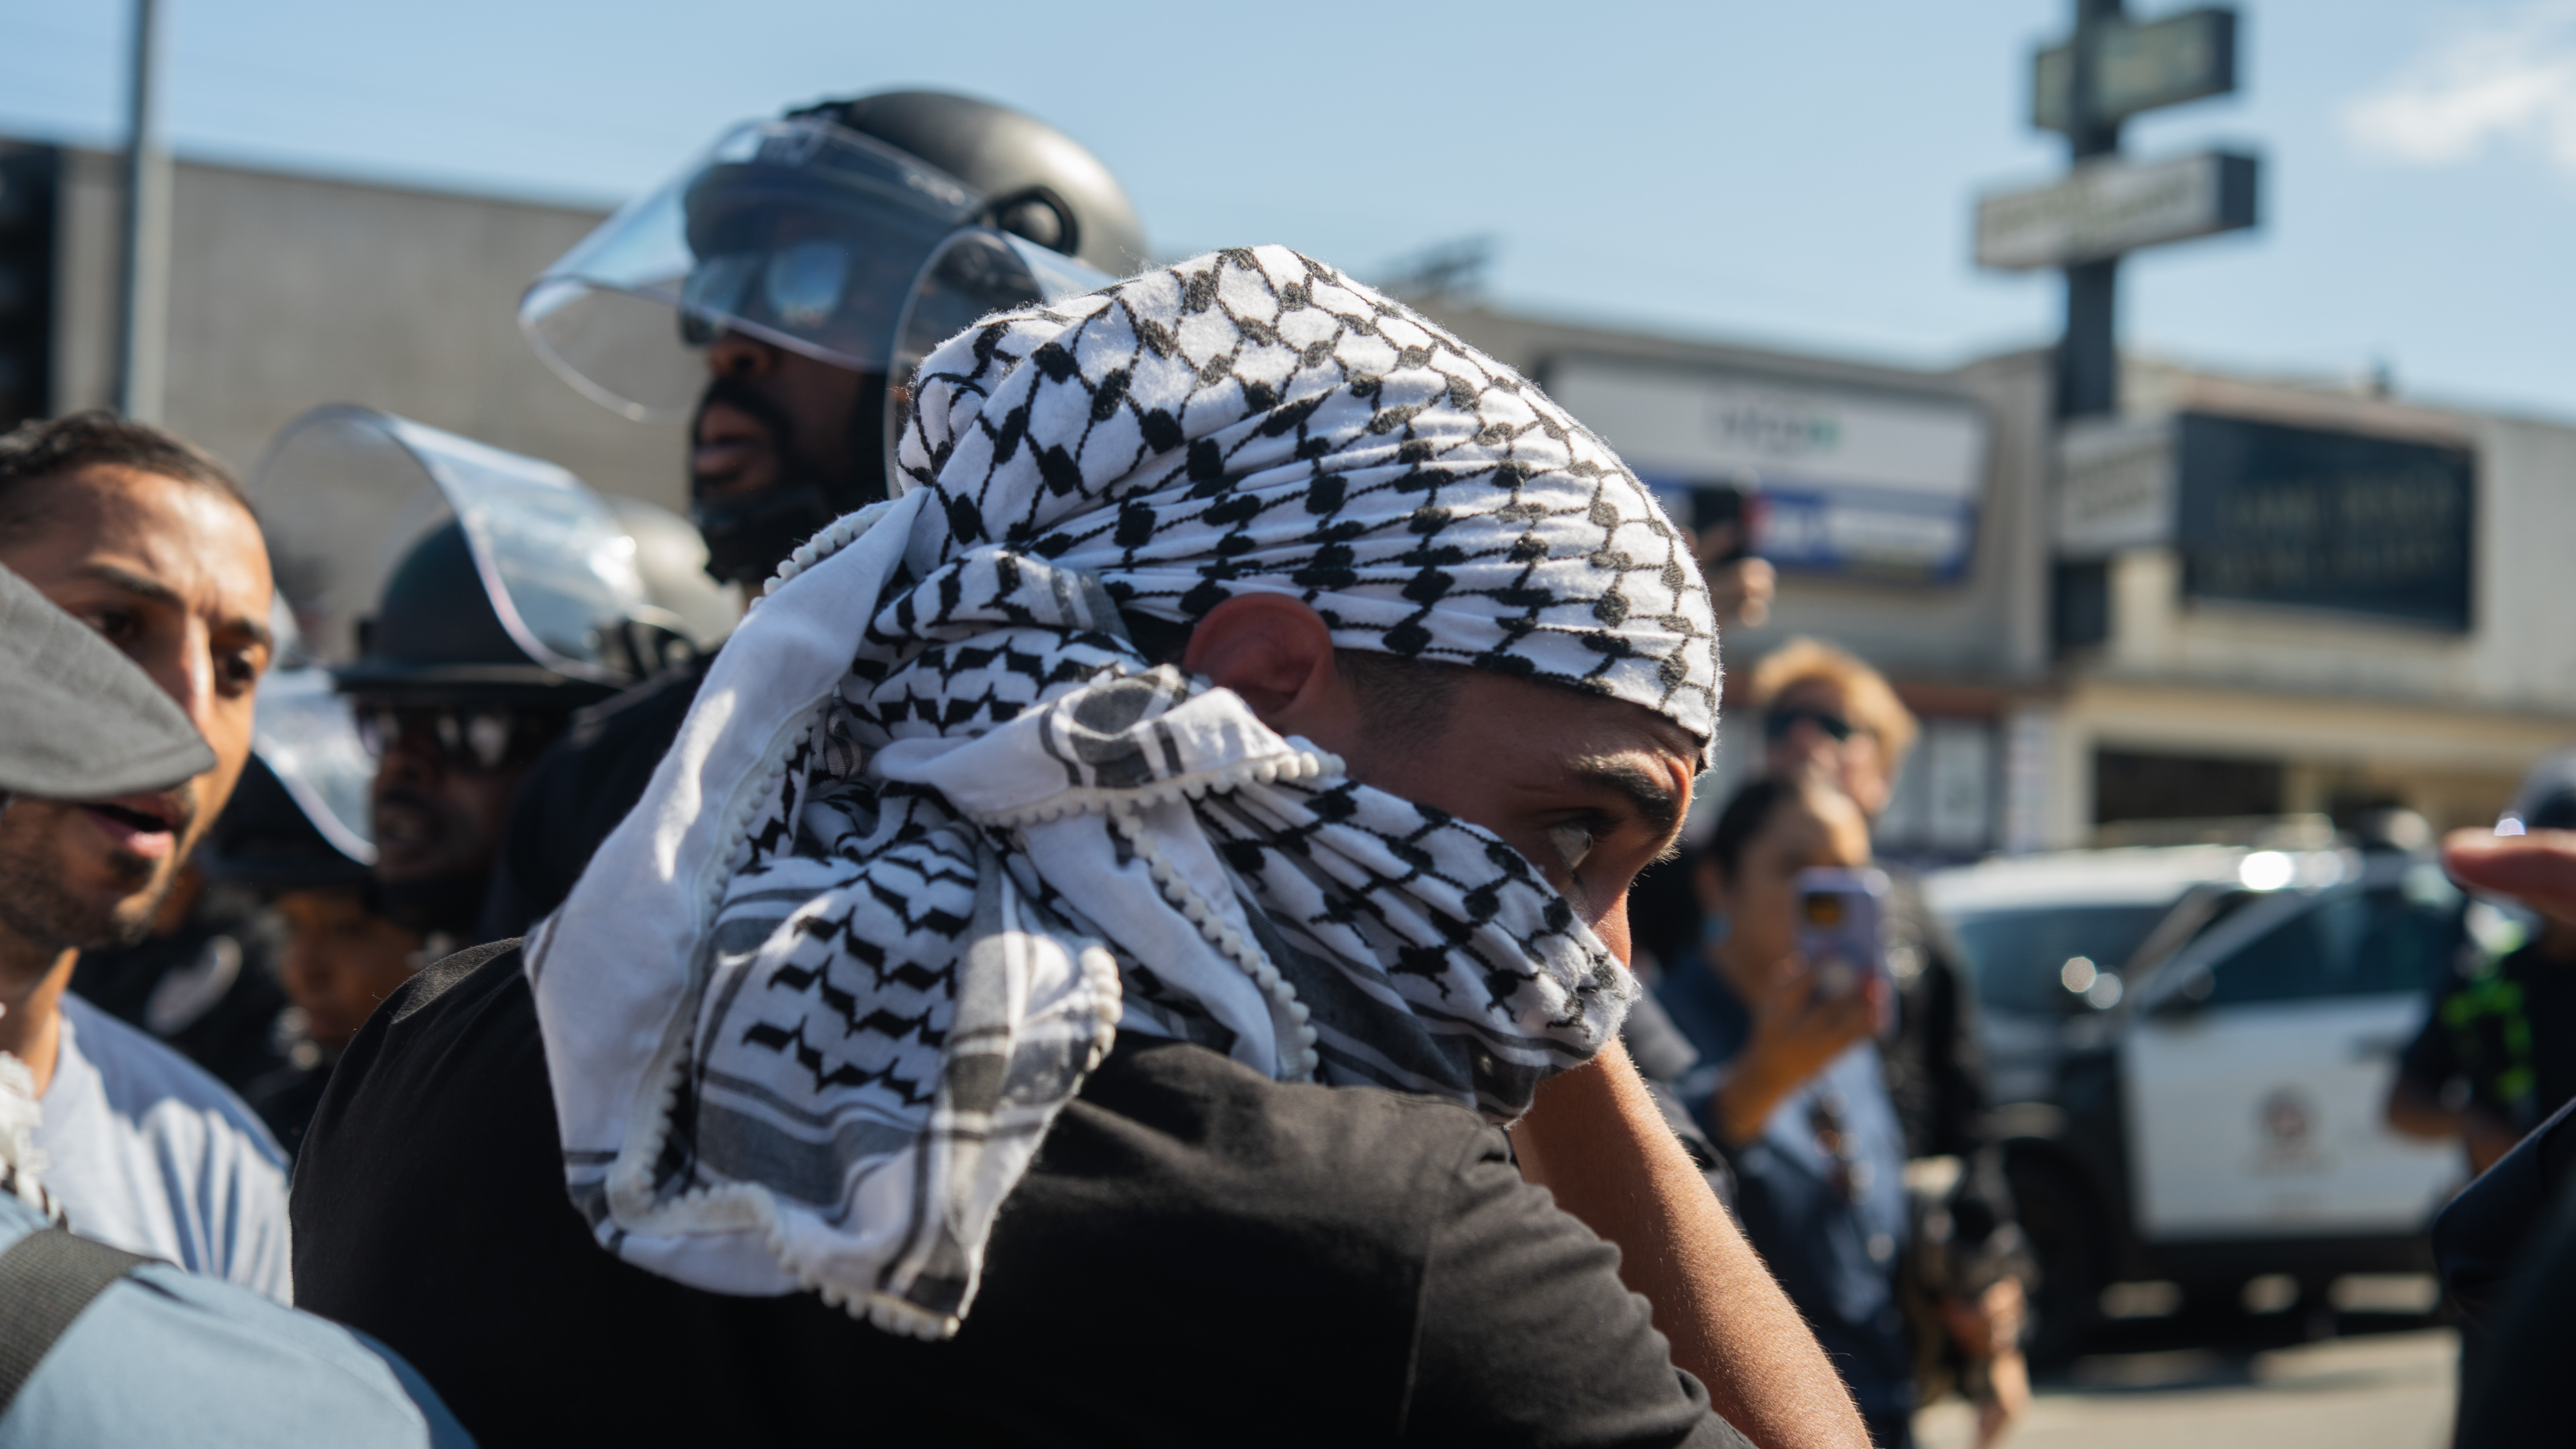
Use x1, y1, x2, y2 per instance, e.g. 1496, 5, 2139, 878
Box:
355, 705, 557, 773
1764, 706, 1861, 744
679, 242, 856, 347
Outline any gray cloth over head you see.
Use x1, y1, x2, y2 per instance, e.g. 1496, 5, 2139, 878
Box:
0, 564, 212, 800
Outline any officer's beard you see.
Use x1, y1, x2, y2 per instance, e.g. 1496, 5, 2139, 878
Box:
689, 373, 889, 587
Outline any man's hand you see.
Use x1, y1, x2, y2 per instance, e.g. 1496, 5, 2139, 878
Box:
2387, 1073, 2525, 1174
1707, 964, 1883, 1147
2445, 828, 2576, 914
1704, 556, 1777, 630
1938, 1279, 2030, 1448
2421, 827, 2576, 1174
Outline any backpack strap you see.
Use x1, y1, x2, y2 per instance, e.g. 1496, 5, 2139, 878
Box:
0, 1228, 152, 1415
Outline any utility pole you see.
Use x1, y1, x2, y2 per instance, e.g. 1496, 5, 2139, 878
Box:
2059, 0, 2125, 420
115, 0, 169, 423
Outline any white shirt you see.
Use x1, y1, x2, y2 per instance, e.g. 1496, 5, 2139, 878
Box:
34, 991, 294, 1301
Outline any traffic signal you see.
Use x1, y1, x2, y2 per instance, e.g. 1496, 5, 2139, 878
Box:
0, 144, 60, 431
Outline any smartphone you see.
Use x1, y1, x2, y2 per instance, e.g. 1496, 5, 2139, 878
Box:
1691, 483, 1751, 561
1692, 482, 1754, 564
1794, 866, 1893, 1034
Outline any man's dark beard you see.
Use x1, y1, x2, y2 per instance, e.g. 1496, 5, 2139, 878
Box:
369, 781, 507, 938
688, 372, 889, 586
0, 800, 177, 965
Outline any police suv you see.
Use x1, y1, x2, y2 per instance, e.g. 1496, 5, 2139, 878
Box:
1925, 841, 2501, 1357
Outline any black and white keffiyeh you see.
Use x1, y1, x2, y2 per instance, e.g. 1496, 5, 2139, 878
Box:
529, 246, 1719, 1338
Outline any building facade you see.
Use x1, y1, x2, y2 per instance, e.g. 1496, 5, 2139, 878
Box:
1446, 309, 2576, 856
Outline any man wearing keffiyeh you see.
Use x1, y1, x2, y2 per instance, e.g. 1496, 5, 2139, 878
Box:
295, 246, 1870, 1449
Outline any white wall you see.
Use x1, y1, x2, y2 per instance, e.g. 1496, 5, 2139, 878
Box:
49, 148, 688, 509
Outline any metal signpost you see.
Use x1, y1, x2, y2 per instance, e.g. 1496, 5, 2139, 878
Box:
1979, 0, 2257, 420
115, 0, 170, 424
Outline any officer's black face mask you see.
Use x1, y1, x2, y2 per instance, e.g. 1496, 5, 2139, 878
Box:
688, 370, 890, 586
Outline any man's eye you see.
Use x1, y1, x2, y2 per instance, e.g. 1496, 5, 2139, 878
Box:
88, 609, 143, 645
217, 650, 261, 688
1546, 823, 1598, 875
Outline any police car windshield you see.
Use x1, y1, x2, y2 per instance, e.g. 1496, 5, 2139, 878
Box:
1951, 903, 2172, 1016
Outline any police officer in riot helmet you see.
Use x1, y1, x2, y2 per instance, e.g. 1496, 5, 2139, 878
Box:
245, 401, 700, 951
339, 521, 629, 943
484, 91, 1145, 937
192, 670, 421, 1157
525, 90, 1145, 585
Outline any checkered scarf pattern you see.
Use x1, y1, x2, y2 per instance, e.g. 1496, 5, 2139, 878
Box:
529, 246, 1718, 1338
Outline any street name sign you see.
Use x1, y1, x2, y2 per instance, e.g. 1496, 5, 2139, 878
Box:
2033, 8, 2239, 133
2055, 416, 2173, 557
1976, 150, 2258, 271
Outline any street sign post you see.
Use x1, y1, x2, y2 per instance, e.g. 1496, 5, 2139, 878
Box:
1982, 1, 2260, 654
1972, 1, 2255, 422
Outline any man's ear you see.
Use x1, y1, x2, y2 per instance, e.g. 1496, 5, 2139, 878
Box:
1181, 593, 1361, 746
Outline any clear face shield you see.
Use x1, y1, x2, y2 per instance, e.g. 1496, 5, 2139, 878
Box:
245, 406, 666, 690
248, 667, 378, 867
518, 118, 1112, 430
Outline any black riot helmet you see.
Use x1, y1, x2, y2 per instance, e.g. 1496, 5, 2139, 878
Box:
816, 91, 1145, 276
337, 522, 623, 708
519, 91, 1142, 583
246, 406, 694, 711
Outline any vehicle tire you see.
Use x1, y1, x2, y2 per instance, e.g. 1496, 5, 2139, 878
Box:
2007, 1155, 2105, 1368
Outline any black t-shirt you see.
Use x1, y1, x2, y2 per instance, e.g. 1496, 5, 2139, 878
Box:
476, 655, 709, 941
2446, 1095, 2576, 1444
2398, 940, 2576, 1131
292, 943, 1745, 1449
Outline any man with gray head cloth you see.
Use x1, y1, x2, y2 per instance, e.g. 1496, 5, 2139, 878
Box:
295, 247, 1868, 1448
0, 564, 213, 806
0, 566, 467, 1447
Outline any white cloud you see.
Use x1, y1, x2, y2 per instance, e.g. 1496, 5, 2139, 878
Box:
2343, 0, 2576, 172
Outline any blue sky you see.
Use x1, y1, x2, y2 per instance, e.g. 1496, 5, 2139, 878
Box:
7, 1, 2576, 418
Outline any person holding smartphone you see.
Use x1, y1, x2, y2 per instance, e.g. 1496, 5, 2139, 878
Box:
1656, 773, 2026, 1449
1689, 483, 1777, 630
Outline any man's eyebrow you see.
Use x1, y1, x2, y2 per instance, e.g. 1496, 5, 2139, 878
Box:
75, 561, 185, 610
225, 611, 277, 653
1568, 756, 1683, 841
76, 562, 274, 651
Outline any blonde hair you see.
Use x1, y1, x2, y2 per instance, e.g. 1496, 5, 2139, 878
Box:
1746, 637, 1918, 768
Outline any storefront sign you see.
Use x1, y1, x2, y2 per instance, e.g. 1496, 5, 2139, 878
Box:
1544, 356, 1990, 582
2175, 413, 2475, 631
